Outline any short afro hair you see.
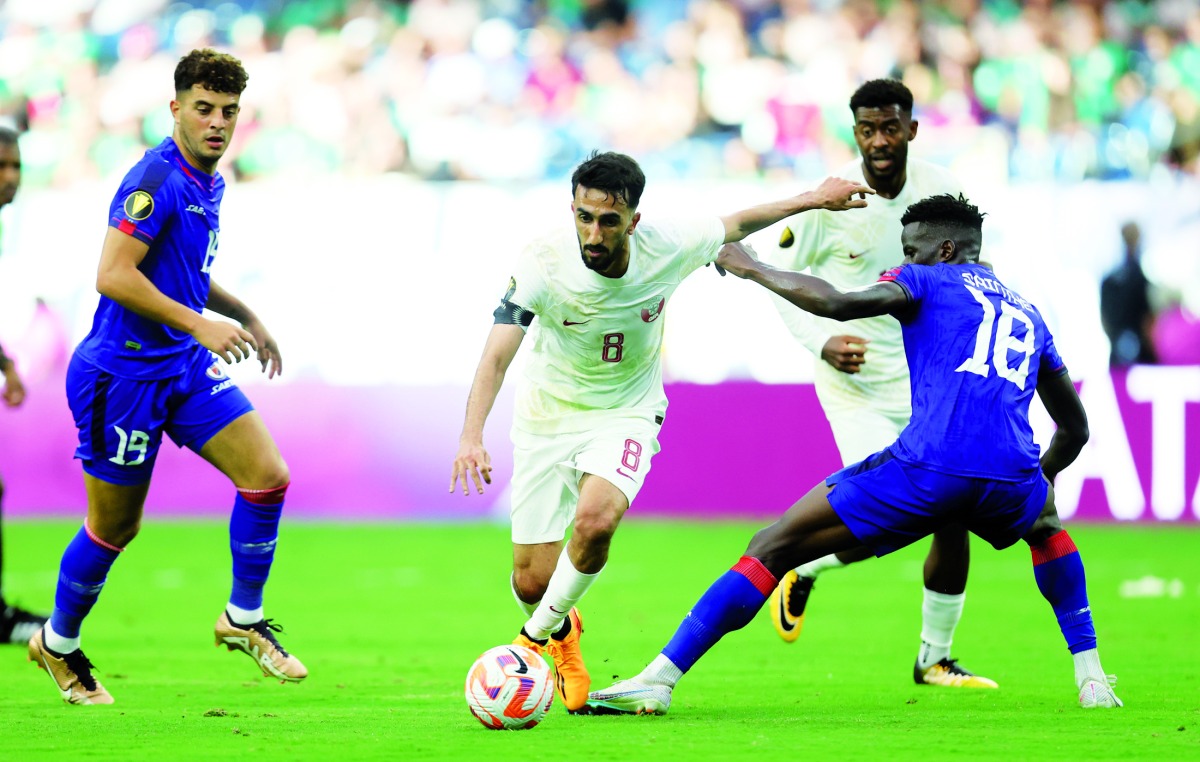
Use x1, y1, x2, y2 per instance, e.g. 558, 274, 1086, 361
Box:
849, 79, 913, 114
174, 48, 248, 96
900, 193, 986, 231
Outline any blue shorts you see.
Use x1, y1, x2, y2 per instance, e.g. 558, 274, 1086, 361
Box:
66, 344, 255, 485
825, 448, 1047, 557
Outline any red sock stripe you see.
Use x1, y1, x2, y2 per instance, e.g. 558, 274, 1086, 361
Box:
731, 556, 778, 596
1031, 530, 1078, 566
237, 482, 289, 505
84, 522, 124, 553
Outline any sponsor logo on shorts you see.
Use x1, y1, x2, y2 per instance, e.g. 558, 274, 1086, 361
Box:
640, 297, 665, 323
186, 204, 206, 215
210, 379, 234, 395
123, 190, 154, 221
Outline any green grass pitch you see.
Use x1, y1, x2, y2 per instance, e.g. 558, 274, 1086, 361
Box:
0, 520, 1196, 761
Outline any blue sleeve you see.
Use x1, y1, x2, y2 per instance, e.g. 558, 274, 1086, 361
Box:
109, 159, 177, 245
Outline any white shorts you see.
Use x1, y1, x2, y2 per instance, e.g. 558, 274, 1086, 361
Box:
826, 404, 910, 465
509, 416, 662, 544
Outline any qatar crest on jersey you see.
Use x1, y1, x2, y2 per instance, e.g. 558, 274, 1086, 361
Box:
206, 361, 229, 381
641, 297, 665, 323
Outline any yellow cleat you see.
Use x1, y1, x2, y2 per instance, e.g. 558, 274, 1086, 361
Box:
914, 658, 999, 688
546, 608, 590, 712
769, 570, 814, 643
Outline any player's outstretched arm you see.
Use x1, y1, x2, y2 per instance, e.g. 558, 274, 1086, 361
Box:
717, 241, 906, 320
719, 176, 874, 244
96, 228, 258, 365
207, 280, 283, 378
451, 324, 525, 496
1035, 371, 1089, 483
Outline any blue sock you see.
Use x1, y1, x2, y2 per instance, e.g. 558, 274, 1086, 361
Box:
50, 525, 122, 639
1031, 530, 1096, 654
662, 557, 777, 673
229, 485, 287, 612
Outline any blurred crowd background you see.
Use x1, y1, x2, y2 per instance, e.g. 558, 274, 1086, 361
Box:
1, 0, 1199, 187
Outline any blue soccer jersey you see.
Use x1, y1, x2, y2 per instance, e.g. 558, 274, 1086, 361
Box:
74, 138, 224, 379
883, 262, 1067, 481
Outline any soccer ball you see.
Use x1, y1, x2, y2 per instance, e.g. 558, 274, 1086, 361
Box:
465, 644, 554, 730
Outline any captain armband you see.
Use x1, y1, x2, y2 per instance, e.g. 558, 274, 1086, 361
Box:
493, 299, 535, 328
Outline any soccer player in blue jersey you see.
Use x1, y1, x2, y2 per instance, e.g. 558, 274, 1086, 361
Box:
28, 49, 305, 705
588, 194, 1123, 713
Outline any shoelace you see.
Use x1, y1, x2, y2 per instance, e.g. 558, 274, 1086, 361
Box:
248, 619, 291, 657
62, 650, 100, 692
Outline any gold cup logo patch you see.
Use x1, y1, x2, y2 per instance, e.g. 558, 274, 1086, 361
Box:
123, 190, 154, 221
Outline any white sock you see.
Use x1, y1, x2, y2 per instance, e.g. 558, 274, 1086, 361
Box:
794, 553, 846, 579
511, 573, 537, 617
523, 546, 601, 640
1073, 648, 1106, 688
44, 622, 80, 655
918, 588, 964, 669
639, 653, 683, 688
226, 603, 264, 626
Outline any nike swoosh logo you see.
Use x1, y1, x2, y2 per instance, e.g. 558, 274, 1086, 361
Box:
615, 468, 635, 481
507, 648, 529, 674
563, 319, 590, 326
776, 588, 797, 634
848, 253, 863, 260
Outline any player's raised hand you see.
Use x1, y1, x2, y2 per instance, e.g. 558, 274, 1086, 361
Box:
451, 441, 492, 495
715, 241, 761, 279
192, 318, 258, 365
244, 317, 283, 379
821, 335, 870, 374
810, 176, 875, 211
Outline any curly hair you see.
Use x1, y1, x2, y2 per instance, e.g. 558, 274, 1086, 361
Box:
174, 48, 248, 95
571, 150, 646, 209
849, 78, 913, 113
900, 193, 986, 231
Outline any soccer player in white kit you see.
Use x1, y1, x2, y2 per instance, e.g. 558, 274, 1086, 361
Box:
758, 79, 997, 688
450, 151, 872, 712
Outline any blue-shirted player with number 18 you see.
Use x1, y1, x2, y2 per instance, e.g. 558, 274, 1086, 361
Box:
588, 194, 1122, 714
28, 49, 305, 705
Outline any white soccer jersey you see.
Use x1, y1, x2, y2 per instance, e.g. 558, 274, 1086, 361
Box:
759, 158, 964, 416
507, 216, 725, 434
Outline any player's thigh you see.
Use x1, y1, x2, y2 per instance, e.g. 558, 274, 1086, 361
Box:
826, 451, 975, 557
571, 415, 660, 512
969, 472, 1050, 550
747, 481, 860, 577
826, 404, 909, 465
66, 352, 169, 487
166, 349, 284, 488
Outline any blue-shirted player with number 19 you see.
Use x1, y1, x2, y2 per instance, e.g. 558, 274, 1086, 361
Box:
587, 194, 1122, 714
28, 48, 306, 705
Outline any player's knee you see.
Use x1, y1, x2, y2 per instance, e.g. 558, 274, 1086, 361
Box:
1023, 514, 1064, 547
571, 508, 620, 548
251, 456, 290, 491
512, 569, 549, 602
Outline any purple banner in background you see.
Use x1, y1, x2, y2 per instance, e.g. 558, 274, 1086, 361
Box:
3, 369, 1197, 522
